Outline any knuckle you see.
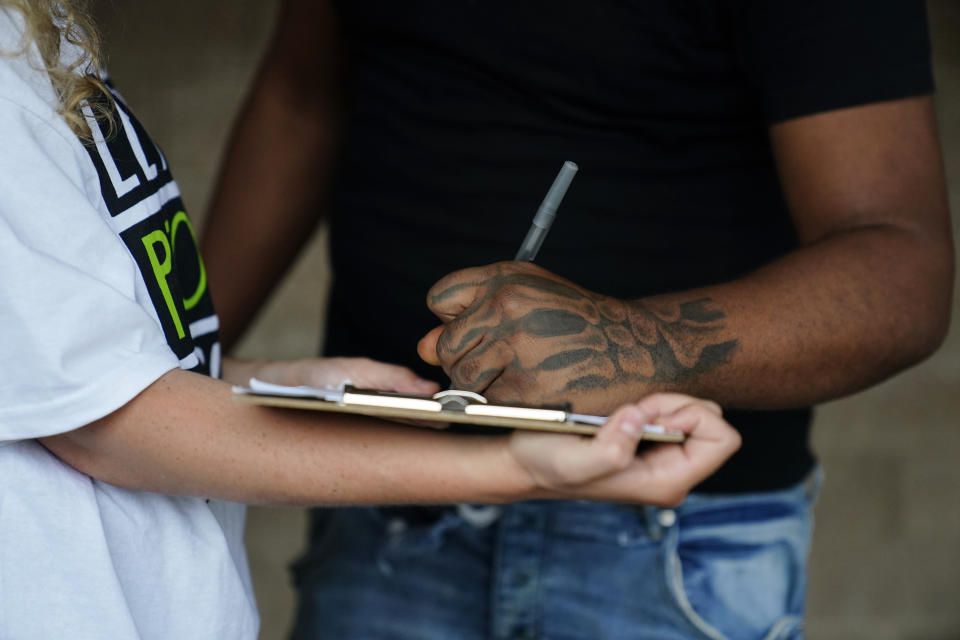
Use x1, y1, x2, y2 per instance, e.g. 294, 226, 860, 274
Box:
426, 285, 447, 310
435, 330, 457, 359
705, 400, 723, 416
498, 260, 522, 274
603, 442, 630, 469
550, 455, 579, 486
661, 488, 688, 508
449, 370, 466, 389
498, 289, 528, 316
728, 429, 743, 450
454, 359, 482, 387
671, 491, 688, 508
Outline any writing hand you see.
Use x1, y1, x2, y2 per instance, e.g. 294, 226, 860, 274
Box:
419, 261, 736, 413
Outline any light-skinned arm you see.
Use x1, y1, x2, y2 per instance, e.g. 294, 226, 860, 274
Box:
418, 97, 954, 413
37, 360, 741, 508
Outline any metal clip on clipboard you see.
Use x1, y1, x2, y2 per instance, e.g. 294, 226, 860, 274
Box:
232, 379, 684, 442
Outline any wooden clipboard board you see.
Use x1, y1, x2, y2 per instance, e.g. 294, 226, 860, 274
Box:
232, 381, 684, 442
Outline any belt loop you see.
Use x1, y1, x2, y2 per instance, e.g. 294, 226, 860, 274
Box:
457, 504, 502, 528
804, 465, 825, 501
640, 504, 678, 541
642, 505, 664, 541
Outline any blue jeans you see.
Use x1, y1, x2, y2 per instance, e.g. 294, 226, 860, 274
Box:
290, 469, 822, 640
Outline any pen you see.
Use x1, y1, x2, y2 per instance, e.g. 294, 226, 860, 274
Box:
515, 160, 578, 261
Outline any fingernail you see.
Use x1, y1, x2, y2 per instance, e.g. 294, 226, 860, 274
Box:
619, 410, 646, 437
663, 412, 696, 431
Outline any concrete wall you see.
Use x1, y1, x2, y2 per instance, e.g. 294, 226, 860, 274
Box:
91, 2, 960, 638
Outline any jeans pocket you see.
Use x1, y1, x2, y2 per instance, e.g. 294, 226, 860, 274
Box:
662, 490, 815, 640
291, 506, 469, 588
380, 509, 464, 566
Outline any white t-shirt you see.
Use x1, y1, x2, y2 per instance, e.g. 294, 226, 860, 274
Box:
0, 9, 257, 639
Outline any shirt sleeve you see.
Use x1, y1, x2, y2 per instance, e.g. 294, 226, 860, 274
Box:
738, 0, 934, 123
0, 98, 179, 443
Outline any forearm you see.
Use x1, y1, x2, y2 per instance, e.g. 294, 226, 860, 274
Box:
200, 89, 336, 348
40, 369, 532, 506
594, 100, 954, 409
200, 1, 340, 348
620, 223, 953, 410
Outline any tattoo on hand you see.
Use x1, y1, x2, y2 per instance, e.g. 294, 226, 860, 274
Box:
431, 269, 738, 395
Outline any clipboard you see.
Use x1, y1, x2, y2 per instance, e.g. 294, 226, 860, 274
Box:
232, 379, 685, 442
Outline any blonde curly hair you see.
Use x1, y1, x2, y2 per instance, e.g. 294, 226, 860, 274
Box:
1, 0, 113, 139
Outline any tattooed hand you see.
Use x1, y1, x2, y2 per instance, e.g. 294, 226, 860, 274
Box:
418, 261, 738, 414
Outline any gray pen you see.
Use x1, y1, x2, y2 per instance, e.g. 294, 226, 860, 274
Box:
515, 160, 579, 261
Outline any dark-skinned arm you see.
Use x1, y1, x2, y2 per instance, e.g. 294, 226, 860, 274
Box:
419, 97, 954, 414
200, 0, 339, 349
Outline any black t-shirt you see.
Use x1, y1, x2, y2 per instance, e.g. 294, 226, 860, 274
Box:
322, 0, 933, 493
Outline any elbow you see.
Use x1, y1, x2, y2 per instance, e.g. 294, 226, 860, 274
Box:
897, 254, 954, 368
39, 431, 110, 482
917, 245, 954, 359
906, 302, 952, 366
39, 427, 150, 492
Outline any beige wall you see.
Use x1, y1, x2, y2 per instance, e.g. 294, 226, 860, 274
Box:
91, 2, 960, 638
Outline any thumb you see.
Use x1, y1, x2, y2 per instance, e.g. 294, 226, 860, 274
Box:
417, 325, 444, 366
554, 405, 646, 485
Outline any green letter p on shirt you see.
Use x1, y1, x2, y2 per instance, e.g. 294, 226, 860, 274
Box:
142, 228, 185, 340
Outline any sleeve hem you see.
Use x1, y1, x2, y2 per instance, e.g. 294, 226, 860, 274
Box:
0, 349, 179, 443
764, 61, 935, 124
